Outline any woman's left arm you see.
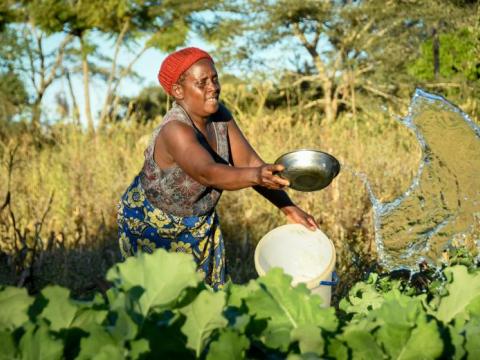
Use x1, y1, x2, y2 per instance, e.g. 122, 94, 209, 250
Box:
227, 118, 318, 231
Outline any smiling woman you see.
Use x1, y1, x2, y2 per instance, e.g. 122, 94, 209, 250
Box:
117, 47, 318, 289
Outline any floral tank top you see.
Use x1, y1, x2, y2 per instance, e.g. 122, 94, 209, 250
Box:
139, 102, 231, 216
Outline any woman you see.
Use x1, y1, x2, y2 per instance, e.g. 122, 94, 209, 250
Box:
118, 47, 318, 289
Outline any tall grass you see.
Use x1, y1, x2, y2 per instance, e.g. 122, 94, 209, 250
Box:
219, 106, 421, 295
0, 103, 421, 298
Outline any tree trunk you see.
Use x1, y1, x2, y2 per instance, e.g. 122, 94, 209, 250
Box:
432, 27, 440, 80
312, 54, 338, 122
31, 87, 47, 128
99, 20, 130, 126
31, 99, 42, 127
80, 38, 94, 133
65, 70, 80, 126
28, 25, 72, 128
323, 80, 336, 123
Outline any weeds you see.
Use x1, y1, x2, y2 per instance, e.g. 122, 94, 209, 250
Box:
0, 106, 421, 299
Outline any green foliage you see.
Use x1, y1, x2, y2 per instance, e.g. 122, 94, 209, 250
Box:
24, 0, 77, 34
117, 86, 169, 123
106, 250, 203, 316
409, 28, 480, 81
241, 268, 337, 351
145, 18, 189, 52
206, 329, 249, 360
0, 287, 34, 330
0, 330, 17, 359
434, 266, 480, 323
0, 0, 220, 125
338, 273, 385, 315
0, 248, 479, 358
0, 0, 18, 31
76, 323, 124, 359
38, 286, 79, 331
200, 0, 479, 121
19, 323, 64, 360
0, 29, 29, 122
180, 290, 228, 357
336, 265, 478, 360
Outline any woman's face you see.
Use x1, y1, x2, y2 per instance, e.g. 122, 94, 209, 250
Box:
177, 58, 221, 119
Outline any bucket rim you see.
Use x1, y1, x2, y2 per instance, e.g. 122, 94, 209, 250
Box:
254, 223, 336, 289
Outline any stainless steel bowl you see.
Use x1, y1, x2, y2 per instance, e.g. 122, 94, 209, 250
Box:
274, 149, 340, 192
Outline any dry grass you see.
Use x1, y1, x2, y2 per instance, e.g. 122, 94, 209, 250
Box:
0, 102, 421, 299
219, 106, 421, 297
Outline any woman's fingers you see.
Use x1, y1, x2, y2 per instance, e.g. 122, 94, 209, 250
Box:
297, 215, 317, 231
284, 206, 318, 231
306, 216, 318, 231
269, 163, 285, 173
303, 213, 319, 228
259, 164, 289, 188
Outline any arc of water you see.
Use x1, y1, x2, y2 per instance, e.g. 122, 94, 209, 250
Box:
358, 88, 480, 271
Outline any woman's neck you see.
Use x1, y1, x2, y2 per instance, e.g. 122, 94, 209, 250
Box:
175, 102, 209, 128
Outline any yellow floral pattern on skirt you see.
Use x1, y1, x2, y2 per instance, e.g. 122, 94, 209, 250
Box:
117, 176, 226, 289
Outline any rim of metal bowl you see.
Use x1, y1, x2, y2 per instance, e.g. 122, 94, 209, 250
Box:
274, 149, 341, 191
274, 148, 339, 164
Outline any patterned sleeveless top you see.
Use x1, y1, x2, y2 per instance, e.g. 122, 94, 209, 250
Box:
139, 102, 231, 216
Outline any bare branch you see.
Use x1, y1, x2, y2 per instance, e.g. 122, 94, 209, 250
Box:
292, 22, 316, 56
422, 82, 462, 88
23, 26, 38, 92
292, 74, 322, 86
312, 24, 322, 49
362, 19, 403, 51
354, 64, 375, 77
347, 18, 375, 46
109, 44, 149, 119
4, 144, 19, 193
29, 21, 45, 92
292, 22, 330, 84
303, 98, 327, 109
63, 68, 80, 124
43, 34, 74, 90
99, 19, 131, 124
36, 191, 55, 236
361, 83, 408, 105
0, 192, 10, 214
331, 45, 345, 78
333, 82, 347, 102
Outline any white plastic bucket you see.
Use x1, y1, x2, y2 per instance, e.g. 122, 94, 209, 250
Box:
254, 223, 337, 307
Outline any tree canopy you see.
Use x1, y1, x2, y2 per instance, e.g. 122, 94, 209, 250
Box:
199, 0, 479, 121
0, 0, 478, 126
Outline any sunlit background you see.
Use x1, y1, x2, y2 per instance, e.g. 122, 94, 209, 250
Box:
1, 0, 478, 300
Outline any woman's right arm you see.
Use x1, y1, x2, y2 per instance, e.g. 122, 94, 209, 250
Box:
157, 121, 288, 191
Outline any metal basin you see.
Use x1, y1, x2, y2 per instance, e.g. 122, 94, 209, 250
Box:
275, 149, 341, 192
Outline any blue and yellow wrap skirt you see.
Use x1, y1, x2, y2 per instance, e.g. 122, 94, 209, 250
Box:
117, 176, 226, 289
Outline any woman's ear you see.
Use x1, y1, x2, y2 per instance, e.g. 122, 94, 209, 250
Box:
171, 83, 184, 100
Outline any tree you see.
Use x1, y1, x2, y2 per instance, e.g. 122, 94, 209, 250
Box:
115, 85, 169, 123
201, 0, 478, 121
409, 28, 479, 82
0, 71, 28, 123
26, 0, 219, 130
0, 0, 17, 32
3, 0, 218, 130
94, 0, 219, 126
0, 1, 75, 127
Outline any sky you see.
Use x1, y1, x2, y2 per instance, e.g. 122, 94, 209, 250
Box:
41, 31, 213, 126
40, 27, 312, 126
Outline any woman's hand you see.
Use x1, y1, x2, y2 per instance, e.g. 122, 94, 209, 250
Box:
255, 164, 290, 190
281, 205, 318, 231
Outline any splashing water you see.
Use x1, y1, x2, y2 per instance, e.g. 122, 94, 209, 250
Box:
364, 89, 480, 271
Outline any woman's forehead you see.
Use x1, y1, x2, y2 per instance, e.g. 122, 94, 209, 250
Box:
185, 58, 217, 79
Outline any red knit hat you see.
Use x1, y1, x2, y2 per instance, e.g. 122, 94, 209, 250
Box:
157, 47, 213, 96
